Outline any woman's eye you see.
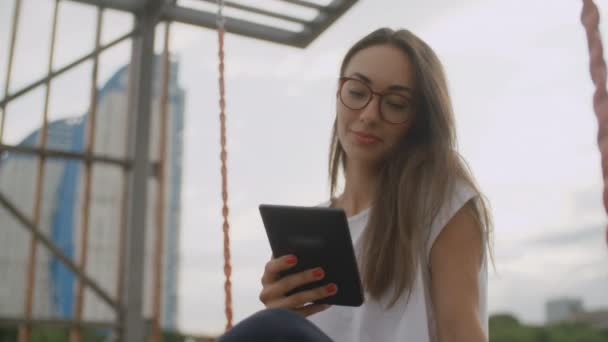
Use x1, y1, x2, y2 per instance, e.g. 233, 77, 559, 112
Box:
388, 102, 408, 111
349, 90, 366, 98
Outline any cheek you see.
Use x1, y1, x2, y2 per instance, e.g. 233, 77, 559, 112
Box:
385, 125, 410, 148
336, 107, 351, 140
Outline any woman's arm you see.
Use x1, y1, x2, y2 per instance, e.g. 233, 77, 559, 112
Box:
429, 201, 487, 342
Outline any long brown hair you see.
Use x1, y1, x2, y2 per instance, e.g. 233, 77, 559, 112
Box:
329, 28, 493, 307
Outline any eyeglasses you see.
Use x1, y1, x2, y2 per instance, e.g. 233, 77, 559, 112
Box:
338, 77, 413, 125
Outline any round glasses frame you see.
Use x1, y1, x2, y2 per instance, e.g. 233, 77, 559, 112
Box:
338, 77, 413, 125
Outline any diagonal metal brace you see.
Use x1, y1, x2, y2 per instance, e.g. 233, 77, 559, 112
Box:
0, 30, 136, 109
0, 192, 119, 312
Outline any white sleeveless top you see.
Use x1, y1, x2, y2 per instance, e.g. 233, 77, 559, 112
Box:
308, 182, 488, 342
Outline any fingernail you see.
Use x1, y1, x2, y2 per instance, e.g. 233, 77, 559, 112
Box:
325, 283, 337, 294
312, 268, 324, 279
285, 256, 297, 265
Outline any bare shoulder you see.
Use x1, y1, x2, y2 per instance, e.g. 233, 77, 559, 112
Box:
429, 200, 487, 341
430, 199, 483, 270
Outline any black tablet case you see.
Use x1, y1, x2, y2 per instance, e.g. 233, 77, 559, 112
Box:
259, 204, 364, 307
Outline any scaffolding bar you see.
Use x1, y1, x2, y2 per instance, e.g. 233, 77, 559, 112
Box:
115, 165, 129, 331
150, 21, 170, 342
0, 193, 119, 311
198, 0, 309, 25
277, 0, 327, 11
121, 1, 159, 340
304, 0, 356, 45
115, 35, 138, 326
67, 0, 143, 13
20, 2, 60, 340
71, 7, 104, 342
162, 5, 310, 47
0, 144, 130, 168
0, 0, 21, 144
0, 30, 135, 109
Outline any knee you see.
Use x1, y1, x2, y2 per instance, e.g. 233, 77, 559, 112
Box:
218, 308, 305, 341
252, 308, 301, 325
239, 308, 304, 332
246, 308, 328, 341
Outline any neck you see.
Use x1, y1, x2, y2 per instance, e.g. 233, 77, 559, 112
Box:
336, 159, 379, 217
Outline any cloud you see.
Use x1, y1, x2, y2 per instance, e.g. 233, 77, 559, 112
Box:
526, 224, 606, 247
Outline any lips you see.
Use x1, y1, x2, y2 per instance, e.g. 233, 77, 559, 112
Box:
351, 130, 382, 144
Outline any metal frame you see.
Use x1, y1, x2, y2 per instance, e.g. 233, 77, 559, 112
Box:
150, 20, 172, 342
0, 193, 119, 311
120, 1, 160, 340
69, 6, 104, 342
20, 1, 60, 339
0, 0, 358, 341
69, 0, 360, 48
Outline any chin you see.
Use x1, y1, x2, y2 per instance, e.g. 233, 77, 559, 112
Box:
343, 147, 384, 166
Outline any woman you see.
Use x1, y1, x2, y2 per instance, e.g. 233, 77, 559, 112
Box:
222, 27, 493, 342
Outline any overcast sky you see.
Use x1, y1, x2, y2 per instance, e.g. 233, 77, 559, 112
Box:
1, 0, 608, 337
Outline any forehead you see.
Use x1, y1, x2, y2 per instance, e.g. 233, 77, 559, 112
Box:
343, 44, 415, 90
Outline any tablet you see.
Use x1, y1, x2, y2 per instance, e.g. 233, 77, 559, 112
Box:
259, 204, 364, 307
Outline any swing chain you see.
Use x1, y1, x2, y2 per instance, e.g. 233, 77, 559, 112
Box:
216, 0, 233, 331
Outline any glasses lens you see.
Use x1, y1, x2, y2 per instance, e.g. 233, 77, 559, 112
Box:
340, 79, 370, 109
381, 94, 411, 124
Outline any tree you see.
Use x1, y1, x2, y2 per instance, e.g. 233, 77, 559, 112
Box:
490, 314, 608, 342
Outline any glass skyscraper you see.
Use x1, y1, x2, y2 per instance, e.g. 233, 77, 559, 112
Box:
0, 57, 184, 329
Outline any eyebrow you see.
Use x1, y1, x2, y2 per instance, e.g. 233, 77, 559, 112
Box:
352, 72, 414, 94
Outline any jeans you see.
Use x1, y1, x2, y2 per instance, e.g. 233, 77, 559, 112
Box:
217, 308, 333, 342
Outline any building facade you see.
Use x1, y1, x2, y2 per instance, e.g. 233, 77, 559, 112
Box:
0, 57, 184, 329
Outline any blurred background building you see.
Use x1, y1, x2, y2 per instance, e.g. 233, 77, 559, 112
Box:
546, 297, 585, 323
0, 57, 185, 329
546, 297, 608, 331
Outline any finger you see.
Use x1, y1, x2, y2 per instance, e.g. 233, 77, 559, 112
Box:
294, 304, 332, 317
261, 255, 298, 286
264, 266, 325, 301
260, 266, 322, 304
273, 283, 338, 309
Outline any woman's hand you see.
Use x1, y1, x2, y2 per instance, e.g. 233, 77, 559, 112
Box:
258, 254, 338, 317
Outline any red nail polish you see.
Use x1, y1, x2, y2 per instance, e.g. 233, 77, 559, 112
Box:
286, 256, 297, 265
312, 268, 324, 279
325, 283, 337, 294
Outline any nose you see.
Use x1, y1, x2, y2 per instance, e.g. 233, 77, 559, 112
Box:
358, 94, 381, 124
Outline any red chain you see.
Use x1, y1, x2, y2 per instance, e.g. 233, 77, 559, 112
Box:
581, 0, 608, 246
218, 26, 233, 330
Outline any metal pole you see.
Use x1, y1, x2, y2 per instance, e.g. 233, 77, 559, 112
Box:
115, 32, 139, 332
115, 158, 129, 338
66, 0, 143, 12
122, 1, 159, 340
0, 30, 134, 109
277, 0, 326, 11
0, 143, 131, 167
197, 0, 309, 25
161, 6, 306, 47
0, 193, 119, 311
21, 2, 60, 340
70, 7, 104, 342
150, 21, 171, 342
0, 0, 21, 144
